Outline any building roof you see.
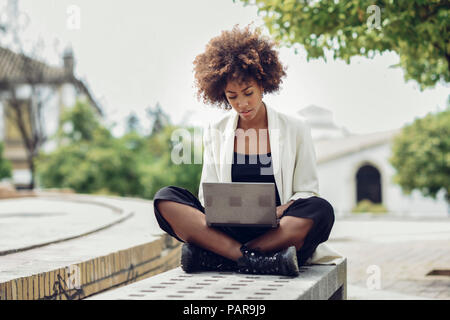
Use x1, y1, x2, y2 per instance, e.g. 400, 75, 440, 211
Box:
298, 104, 350, 140
0, 46, 102, 115
315, 129, 402, 164
298, 105, 335, 126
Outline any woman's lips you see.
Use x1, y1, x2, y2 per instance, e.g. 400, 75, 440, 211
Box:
240, 109, 253, 116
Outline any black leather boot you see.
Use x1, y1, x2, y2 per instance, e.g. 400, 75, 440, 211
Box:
180, 243, 238, 273
236, 245, 300, 276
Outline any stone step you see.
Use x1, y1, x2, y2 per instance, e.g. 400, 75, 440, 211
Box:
87, 259, 347, 300
0, 193, 180, 300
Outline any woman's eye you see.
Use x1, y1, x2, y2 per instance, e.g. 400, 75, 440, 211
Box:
228, 92, 253, 99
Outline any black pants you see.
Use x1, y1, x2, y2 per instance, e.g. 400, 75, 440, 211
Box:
153, 186, 335, 266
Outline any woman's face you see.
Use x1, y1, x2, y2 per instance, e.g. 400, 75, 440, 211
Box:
224, 78, 264, 123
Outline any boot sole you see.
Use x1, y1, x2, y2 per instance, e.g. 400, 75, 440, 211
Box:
181, 243, 195, 273
283, 246, 300, 276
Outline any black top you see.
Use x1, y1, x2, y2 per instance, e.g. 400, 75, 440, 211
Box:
231, 151, 282, 207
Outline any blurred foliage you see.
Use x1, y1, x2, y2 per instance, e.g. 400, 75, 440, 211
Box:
236, 0, 449, 89
147, 102, 171, 136
352, 199, 388, 213
35, 100, 202, 199
138, 125, 203, 199
0, 142, 13, 180
353, 199, 388, 213
125, 111, 141, 134
389, 106, 450, 204
55, 99, 108, 143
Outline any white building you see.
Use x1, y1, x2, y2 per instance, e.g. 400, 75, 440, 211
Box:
0, 46, 101, 188
300, 105, 448, 218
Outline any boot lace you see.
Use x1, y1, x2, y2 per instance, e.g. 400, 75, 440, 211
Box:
240, 247, 280, 274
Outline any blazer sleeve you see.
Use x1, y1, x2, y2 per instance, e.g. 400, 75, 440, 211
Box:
287, 119, 320, 202
198, 123, 220, 207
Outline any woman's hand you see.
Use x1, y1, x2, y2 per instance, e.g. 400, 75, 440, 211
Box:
276, 200, 294, 218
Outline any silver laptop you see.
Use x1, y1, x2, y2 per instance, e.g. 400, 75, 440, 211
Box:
203, 182, 279, 228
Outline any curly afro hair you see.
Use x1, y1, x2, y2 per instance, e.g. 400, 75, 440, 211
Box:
192, 23, 287, 110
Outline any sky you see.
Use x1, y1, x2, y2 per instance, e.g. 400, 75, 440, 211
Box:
1, 0, 448, 137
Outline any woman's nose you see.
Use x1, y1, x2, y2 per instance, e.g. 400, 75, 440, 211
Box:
237, 97, 248, 107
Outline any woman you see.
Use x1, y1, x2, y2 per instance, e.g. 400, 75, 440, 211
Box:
153, 24, 341, 276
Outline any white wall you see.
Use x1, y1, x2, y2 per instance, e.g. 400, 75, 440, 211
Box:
60, 83, 77, 109
40, 85, 63, 154
12, 169, 32, 186
316, 142, 448, 218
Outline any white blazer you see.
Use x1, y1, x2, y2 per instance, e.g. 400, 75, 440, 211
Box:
198, 102, 344, 265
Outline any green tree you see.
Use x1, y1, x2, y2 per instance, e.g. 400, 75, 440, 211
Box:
125, 111, 141, 134
0, 142, 13, 180
139, 125, 202, 199
36, 99, 143, 196
36, 99, 202, 200
146, 102, 171, 136
57, 99, 103, 144
389, 107, 450, 205
236, 0, 449, 89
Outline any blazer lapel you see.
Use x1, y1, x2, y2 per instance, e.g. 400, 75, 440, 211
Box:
266, 104, 284, 203
219, 111, 239, 182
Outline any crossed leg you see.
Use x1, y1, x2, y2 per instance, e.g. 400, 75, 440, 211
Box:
156, 200, 243, 260
245, 216, 314, 253
155, 200, 313, 261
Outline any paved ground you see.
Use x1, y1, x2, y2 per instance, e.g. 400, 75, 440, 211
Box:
1, 194, 448, 300
327, 215, 450, 300
0, 194, 161, 283
0, 197, 127, 254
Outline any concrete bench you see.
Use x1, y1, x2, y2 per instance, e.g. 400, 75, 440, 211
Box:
87, 258, 347, 300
